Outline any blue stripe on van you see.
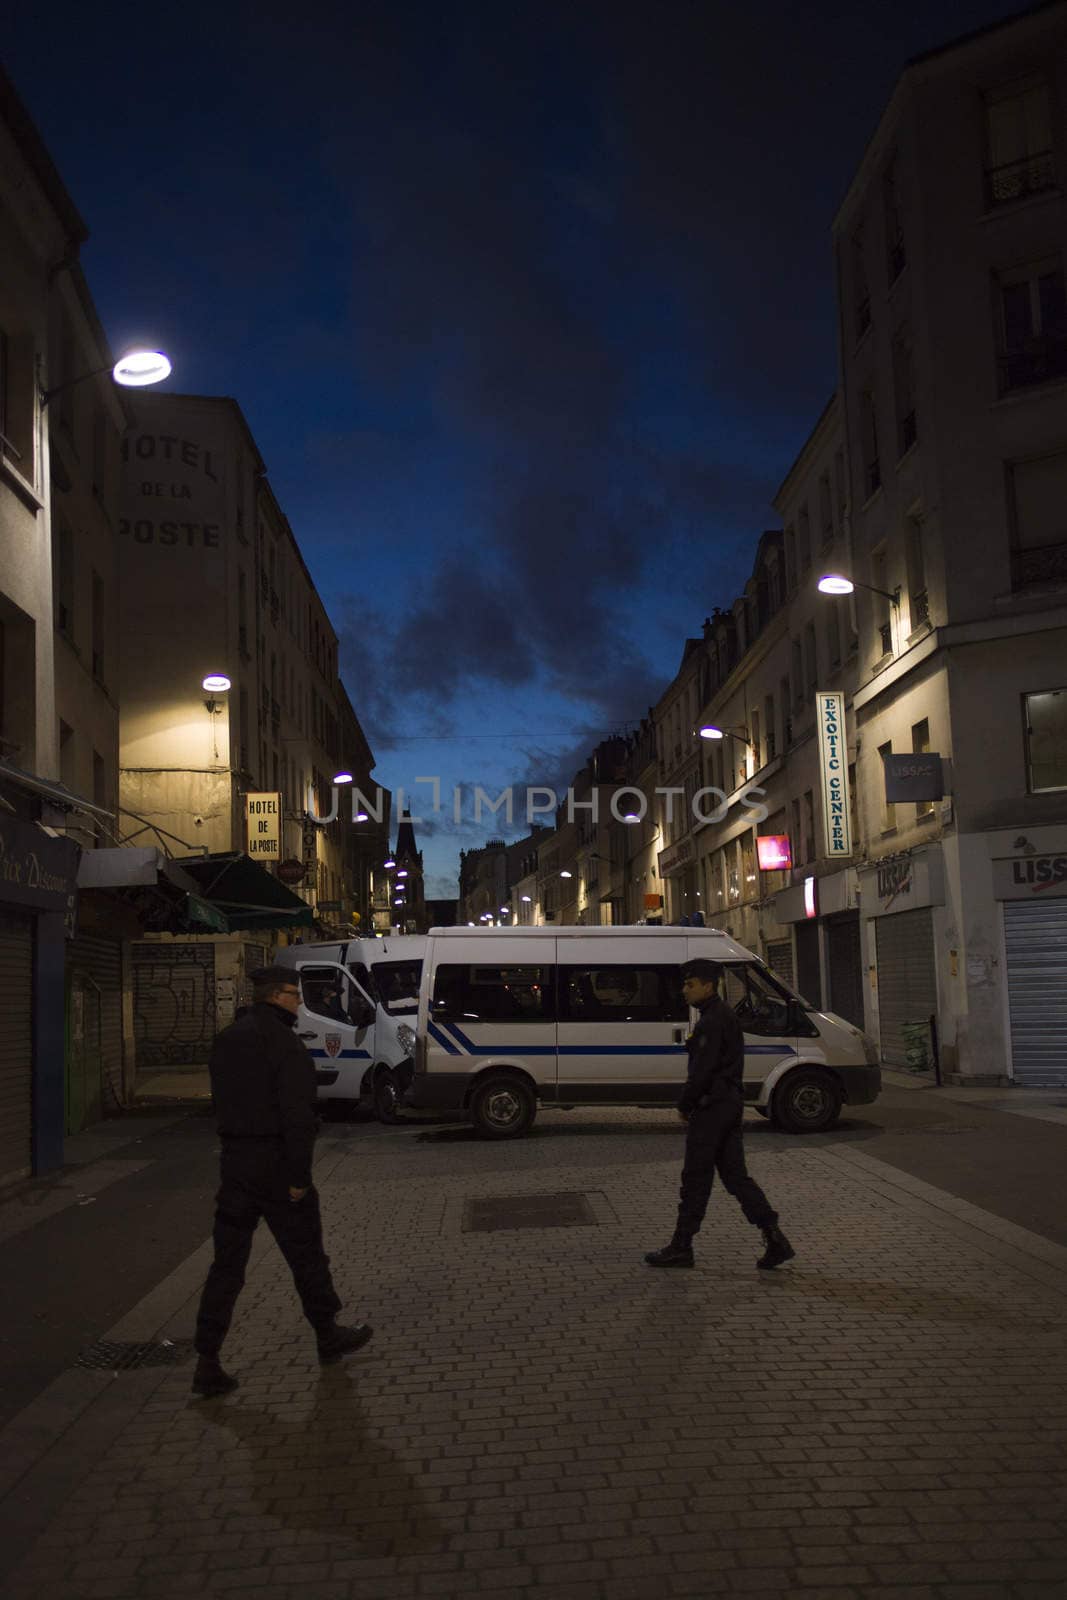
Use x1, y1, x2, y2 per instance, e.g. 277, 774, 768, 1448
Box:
428, 1021, 462, 1055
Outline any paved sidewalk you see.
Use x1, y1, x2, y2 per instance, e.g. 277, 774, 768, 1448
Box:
2, 1110, 1067, 1600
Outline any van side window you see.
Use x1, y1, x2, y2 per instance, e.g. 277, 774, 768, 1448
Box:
432, 964, 552, 1022
719, 962, 794, 1037
559, 965, 686, 1023
347, 962, 378, 1003
300, 965, 349, 1022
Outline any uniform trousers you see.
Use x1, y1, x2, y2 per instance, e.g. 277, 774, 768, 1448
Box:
194, 1141, 342, 1356
676, 1098, 777, 1242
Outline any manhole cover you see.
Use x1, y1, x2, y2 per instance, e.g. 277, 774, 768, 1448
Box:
74, 1339, 195, 1371
463, 1191, 597, 1232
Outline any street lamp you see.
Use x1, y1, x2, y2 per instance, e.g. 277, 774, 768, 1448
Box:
817, 573, 901, 606
333, 771, 353, 784
699, 724, 754, 747
202, 674, 230, 713
383, 856, 396, 869
41, 347, 172, 407
559, 869, 573, 879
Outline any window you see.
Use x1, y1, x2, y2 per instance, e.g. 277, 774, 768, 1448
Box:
852, 225, 871, 340
872, 547, 893, 656
560, 964, 686, 1023
798, 506, 812, 570
902, 515, 928, 629
860, 390, 881, 498
883, 155, 906, 281
985, 78, 1055, 207
1008, 451, 1067, 588
791, 640, 804, 709
91, 571, 105, 682
818, 473, 833, 544
55, 521, 75, 640
741, 831, 757, 898
1024, 690, 1067, 792
718, 962, 796, 1038
750, 709, 761, 770
912, 719, 933, 820
878, 742, 897, 829
803, 790, 815, 863
834, 448, 847, 523
998, 260, 1067, 392
59, 719, 75, 789
764, 693, 776, 761
827, 606, 841, 668
0, 326, 33, 472
804, 621, 818, 699
374, 960, 422, 1015
784, 526, 796, 591
433, 964, 552, 1022
299, 965, 358, 1024
893, 329, 917, 456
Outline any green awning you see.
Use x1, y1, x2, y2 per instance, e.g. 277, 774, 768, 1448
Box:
174, 852, 315, 932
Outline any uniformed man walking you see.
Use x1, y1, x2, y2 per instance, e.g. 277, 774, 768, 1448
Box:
192, 965, 372, 1397
645, 958, 795, 1270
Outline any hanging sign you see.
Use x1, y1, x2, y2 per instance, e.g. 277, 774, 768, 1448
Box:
816, 691, 853, 858
245, 792, 281, 859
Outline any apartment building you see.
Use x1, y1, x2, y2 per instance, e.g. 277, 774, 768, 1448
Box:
116, 391, 384, 1080
833, 1, 1067, 1083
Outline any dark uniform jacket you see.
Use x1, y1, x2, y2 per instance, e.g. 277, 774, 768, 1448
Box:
209, 1002, 319, 1189
678, 993, 746, 1115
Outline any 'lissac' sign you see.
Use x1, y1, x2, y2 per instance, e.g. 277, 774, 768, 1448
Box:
815, 692, 853, 859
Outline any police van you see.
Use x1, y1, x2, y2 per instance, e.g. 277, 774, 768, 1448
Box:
406, 925, 880, 1138
274, 935, 425, 1121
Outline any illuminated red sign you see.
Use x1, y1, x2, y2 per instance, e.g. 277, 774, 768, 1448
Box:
757, 835, 792, 871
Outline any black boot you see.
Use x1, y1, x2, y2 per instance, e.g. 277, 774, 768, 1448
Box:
757, 1223, 795, 1270
317, 1322, 374, 1364
191, 1355, 238, 1397
644, 1238, 694, 1268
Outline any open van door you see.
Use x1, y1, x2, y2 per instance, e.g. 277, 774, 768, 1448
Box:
292, 958, 377, 1103
716, 961, 800, 1102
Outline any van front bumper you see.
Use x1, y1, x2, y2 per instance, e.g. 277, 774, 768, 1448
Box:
404, 1073, 471, 1112
837, 1064, 881, 1105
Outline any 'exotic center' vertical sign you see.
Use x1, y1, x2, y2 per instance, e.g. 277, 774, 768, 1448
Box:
816, 692, 853, 859
245, 792, 281, 859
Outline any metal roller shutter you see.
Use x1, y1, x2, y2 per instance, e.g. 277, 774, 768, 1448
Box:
0, 911, 34, 1188
765, 939, 795, 991
875, 908, 936, 1067
827, 913, 863, 1028
795, 921, 822, 1008
67, 935, 124, 1129
1005, 900, 1067, 1086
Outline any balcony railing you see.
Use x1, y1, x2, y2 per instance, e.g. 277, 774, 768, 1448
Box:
1014, 541, 1067, 588
986, 150, 1056, 208
1000, 334, 1067, 393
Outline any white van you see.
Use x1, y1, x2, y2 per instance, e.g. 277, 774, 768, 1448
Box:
407, 925, 880, 1138
274, 936, 426, 1120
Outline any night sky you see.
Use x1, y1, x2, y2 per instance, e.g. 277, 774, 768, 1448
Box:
6, 0, 1022, 896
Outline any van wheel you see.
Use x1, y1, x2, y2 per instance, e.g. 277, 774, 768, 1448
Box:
772, 1069, 841, 1134
469, 1074, 537, 1139
373, 1069, 401, 1124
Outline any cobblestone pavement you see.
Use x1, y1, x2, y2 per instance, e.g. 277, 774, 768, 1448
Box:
4, 1108, 1067, 1600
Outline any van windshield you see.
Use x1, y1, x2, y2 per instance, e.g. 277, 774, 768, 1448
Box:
373, 959, 422, 1015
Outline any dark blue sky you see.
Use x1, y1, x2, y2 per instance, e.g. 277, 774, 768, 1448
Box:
7, 0, 1023, 895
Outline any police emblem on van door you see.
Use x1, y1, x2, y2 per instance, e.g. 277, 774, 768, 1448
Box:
324, 1034, 342, 1058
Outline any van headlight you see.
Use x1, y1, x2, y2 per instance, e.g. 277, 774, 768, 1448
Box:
396, 1023, 416, 1056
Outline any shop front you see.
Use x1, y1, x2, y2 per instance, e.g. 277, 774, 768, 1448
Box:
772, 867, 862, 1023
858, 847, 945, 1070
993, 844, 1067, 1087
0, 812, 80, 1186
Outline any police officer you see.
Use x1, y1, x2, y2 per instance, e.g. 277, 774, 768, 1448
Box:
645, 957, 794, 1270
192, 965, 373, 1397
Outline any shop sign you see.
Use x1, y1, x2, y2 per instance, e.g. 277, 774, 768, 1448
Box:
815, 692, 853, 858
859, 849, 944, 916
993, 852, 1067, 899
757, 835, 792, 871
876, 858, 913, 907
804, 876, 817, 919
884, 752, 945, 803
245, 792, 281, 859
276, 857, 305, 885
0, 813, 80, 918
644, 893, 664, 909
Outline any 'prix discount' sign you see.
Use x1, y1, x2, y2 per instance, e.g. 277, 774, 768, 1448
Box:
816, 691, 853, 859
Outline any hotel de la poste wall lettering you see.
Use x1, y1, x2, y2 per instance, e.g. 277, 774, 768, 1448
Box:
119, 430, 224, 549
